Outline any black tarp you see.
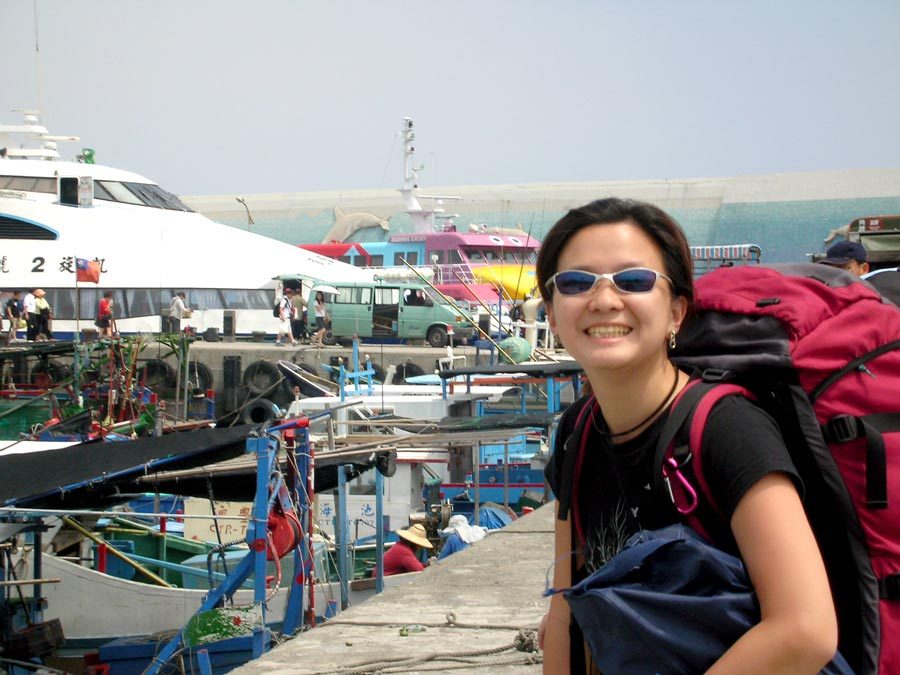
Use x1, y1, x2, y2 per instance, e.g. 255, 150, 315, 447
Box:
0, 425, 258, 508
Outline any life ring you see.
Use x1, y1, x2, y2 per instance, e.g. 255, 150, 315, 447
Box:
243, 360, 281, 395
242, 397, 281, 425
140, 359, 176, 392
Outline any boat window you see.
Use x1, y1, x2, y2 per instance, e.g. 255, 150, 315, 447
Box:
504, 251, 519, 264
449, 250, 464, 264
44, 288, 76, 320
369, 255, 384, 266
92, 181, 112, 200
338, 256, 352, 265
78, 288, 101, 320
0, 176, 56, 193
0, 215, 57, 239
352, 257, 368, 267
96, 181, 143, 205
393, 251, 419, 266
125, 183, 193, 211
125, 289, 159, 317
430, 251, 445, 264
462, 248, 485, 263
6, 177, 39, 191
190, 289, 224, 311
524, 250, 537, 264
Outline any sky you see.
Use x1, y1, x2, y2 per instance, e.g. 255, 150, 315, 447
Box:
2, 0, 899, 197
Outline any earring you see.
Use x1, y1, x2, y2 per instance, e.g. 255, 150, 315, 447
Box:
668, 330, 677, 350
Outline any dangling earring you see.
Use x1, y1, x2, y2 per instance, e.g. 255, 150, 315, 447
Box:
668, 330, 677, 350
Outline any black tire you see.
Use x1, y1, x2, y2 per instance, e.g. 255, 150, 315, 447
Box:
243, 360, 281, 396
242, 398, 280, 425
323, 329, 336, 346
426, 325, 448, 348
187, 361, 214, 391
140, 359, 175, 391
392, 362, 425, 384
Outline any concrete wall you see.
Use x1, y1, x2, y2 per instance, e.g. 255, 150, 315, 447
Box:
184, 167, 900, 265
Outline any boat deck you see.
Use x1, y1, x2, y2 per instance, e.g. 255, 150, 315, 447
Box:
230, 503, 553, 674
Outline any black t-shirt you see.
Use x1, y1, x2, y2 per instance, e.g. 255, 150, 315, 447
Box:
5, 298, 20, 319
547, 393, 801, 574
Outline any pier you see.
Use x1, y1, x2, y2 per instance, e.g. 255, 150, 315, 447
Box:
230, 503, 552, 674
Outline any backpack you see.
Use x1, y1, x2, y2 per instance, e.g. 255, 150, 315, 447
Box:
273, 298, 282, 318
656, 263, 900, 675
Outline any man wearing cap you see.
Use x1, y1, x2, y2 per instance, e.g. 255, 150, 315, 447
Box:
382, 523, 433, 576
818, 240, 869, 277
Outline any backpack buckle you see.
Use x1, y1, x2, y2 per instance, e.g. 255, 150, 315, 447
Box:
879, 573, 900, 600
825, 414, 860, 444
700, 369, 733, 383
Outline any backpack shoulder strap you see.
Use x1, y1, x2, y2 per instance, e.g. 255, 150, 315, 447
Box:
654, 380, 755, 542
555, 396, 595, 539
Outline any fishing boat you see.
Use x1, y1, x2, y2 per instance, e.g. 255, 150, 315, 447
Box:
0, 112, 374, 339
300, 118, 540, 305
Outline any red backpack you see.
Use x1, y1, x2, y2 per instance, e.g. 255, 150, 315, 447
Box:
656, 263, 900, 675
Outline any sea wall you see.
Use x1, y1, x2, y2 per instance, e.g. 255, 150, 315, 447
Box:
184, 167, 900, 265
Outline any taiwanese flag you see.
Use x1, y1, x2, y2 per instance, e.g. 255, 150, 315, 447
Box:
75, 258, 101, 283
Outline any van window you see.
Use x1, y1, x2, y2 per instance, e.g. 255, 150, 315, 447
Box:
335, 287, 355, 304
359, 288, 372, 304
374, 288, 399, 305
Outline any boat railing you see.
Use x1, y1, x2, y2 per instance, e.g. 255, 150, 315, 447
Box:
690, 244, 762, 275
433, 263, 475, 285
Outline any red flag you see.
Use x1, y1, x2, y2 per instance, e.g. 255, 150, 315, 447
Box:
76, 258, 101, 283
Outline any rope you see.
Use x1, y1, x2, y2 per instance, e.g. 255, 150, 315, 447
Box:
299, 630, 541, 674
320, 610, 537, 633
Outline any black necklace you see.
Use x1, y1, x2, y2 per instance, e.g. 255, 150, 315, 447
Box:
592, 367, 681, 439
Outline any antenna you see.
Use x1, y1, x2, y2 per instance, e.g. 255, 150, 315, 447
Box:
33, 0, 43, 118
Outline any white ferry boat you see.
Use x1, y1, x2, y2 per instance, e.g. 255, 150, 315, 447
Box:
0, 113, 372, 338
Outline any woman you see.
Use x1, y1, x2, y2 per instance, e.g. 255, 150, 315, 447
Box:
97, 291, 114, 338
537, 198, 838, 673
312, 291, 330, 347
33, 289, 52, 340
381, 523, 433, 576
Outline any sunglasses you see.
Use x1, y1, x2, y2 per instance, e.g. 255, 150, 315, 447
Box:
547, 267, 672, 295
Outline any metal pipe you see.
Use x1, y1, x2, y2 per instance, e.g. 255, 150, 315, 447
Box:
61, 516, 173, 588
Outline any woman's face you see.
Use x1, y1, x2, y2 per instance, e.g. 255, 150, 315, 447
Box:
545, 221, 686, 376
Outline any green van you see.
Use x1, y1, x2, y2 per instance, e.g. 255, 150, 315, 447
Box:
306, 281, 476, 347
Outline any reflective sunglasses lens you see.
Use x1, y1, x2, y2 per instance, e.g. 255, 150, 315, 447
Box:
613, 269, 658, 293
555, 271, 597, 295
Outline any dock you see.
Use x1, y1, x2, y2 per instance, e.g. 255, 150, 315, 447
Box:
230, 503, 554, 674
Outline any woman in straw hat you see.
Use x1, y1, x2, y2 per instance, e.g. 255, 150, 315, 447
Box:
382, 523, 433, 576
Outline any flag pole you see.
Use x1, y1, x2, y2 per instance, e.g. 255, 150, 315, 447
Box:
74, 257, 81, 343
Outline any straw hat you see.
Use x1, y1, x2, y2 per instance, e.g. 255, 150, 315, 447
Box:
397, 523, 432, 549
33, 288, 46, 297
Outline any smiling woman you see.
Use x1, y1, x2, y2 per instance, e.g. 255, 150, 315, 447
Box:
537, 198, 840, 674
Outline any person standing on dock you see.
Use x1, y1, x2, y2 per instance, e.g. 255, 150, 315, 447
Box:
22, 288, 37, 341
4, 290, 21, 344
168, 292, 191, 333
311, 290, 330, 347
381, 523, 433, 576
97, 291, 115, 338
275, 289, 298, 346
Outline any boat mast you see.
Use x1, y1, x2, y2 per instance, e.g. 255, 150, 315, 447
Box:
399, 117, 459, 234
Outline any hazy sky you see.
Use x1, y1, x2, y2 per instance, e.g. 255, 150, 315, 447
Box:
3, 1, 898, 197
